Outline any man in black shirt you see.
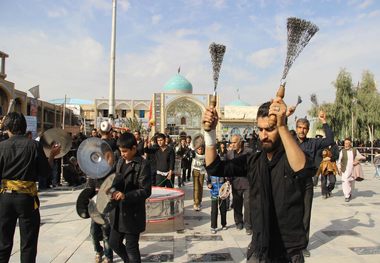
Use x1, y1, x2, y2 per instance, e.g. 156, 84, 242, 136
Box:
134, 130, 145, 157
227, 134, 252, 234
0, 112, 60, 263
144, 133, 175, 188
203, 100, 314, 263
176, 137, 191, 187
294, 112, 334, 257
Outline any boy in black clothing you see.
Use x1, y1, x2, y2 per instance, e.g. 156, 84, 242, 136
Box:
108, 133, 151, 263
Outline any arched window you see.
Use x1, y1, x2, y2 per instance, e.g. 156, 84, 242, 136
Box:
181, 117, 186, 125
230, 127, 240, 136
166, 99, 202, 128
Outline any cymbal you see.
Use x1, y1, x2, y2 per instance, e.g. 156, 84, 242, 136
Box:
88, 199, 106, 225
76, 187, 96, 219
77, 137, 115, 179
96, 173, 116, 215
40, 128, 72, 159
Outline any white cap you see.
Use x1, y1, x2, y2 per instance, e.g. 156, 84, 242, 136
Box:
100, 121, 112, 133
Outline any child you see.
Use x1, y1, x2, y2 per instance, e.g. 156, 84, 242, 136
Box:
316, 148, 338, 199
191, 142, 206, 211
207, 175, 228, 234
108, 132, 152, 263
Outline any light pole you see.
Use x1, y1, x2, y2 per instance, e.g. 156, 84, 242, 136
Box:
108, 0, 117, 121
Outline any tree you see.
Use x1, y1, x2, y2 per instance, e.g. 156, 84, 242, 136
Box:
124, 116, 144, 133
332, 69, 354, 139
356, 70, 380, 143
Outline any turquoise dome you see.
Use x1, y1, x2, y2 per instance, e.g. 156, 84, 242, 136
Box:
227, 99, 251, 106
49, 98, 93, 105
163, 73, 193, 93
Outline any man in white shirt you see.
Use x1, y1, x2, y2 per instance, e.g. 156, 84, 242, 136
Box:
337, 138, 365, 202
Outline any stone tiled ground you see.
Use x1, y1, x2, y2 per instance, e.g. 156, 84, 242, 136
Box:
8, 164, 380, 262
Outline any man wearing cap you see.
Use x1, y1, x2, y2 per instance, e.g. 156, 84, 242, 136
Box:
0, 112, 60, 263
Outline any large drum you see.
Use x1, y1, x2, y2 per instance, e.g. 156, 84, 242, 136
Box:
145, 187, 185, 232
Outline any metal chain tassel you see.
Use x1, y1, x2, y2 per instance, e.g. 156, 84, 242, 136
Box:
281, 17, 319, 82
209, 43, 226, 91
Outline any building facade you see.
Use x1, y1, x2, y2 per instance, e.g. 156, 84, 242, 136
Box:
0, 51, 77, 136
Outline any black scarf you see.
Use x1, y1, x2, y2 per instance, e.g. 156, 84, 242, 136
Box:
252, 145, 285, 260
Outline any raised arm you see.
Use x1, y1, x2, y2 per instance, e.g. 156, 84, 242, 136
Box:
203, 106, 219, 166
270, 97, 306, 172
316, 111, 334, 148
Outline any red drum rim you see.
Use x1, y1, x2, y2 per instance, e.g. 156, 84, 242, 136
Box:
147, 217, 176, 223
147, 186, 185, 202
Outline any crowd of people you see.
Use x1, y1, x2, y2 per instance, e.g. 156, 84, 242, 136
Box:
1, 105, 379, 263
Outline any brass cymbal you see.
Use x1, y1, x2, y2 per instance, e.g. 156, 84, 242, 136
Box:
96, 173, 116, 214
40, 128, 72, 159
88, 199, 106, 225
77, 137, 115, 179
76, 187, 96, 219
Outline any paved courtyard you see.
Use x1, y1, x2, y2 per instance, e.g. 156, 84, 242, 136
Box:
8, 164, 380, 262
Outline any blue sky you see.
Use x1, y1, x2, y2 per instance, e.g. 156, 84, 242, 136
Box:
1, 0, 380, 118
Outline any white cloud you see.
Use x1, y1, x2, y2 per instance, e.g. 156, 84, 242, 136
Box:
1, 29, 108, 100
248, 48, 279, 69
85, 0, 130, 12
358, 9, 380, 19
175, 28, 198, 38
118, 0, 130, 12
47, 7, 68, 18
358, 0, 373, 9
151, 14, 162, 25
211, 0, 226, 9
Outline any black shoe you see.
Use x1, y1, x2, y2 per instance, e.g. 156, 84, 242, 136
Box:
236, 223, 243, 230
303, 249, 311, 257
246, 229, 252, 235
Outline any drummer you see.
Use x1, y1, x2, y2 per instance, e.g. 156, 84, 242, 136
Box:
108, 132, 151, 263
0, 112, 60, 263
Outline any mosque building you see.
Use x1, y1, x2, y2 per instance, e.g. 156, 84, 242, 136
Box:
88, 70, 257, 140
150, 71, 220, 138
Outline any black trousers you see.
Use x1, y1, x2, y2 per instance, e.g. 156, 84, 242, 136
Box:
247, 250, 304, 263
232, 188, 251, 230
321, 174, 336, 196
90, 220, 113, 259
303, 177, 314, 245
0, 193, 40, 263
109, 228, 141, 263
210, 198, 227, 229
181, 168, 187, 184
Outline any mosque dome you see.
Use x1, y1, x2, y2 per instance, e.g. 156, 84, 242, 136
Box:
49, 98, 93, 105
163, 73, 193, 94
227, 99, 251, 106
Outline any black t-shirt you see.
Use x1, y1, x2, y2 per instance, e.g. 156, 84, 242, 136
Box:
0, 135, 50, 182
